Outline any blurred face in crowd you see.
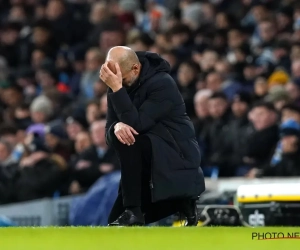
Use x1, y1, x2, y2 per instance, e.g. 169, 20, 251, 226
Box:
45, 133, 59, 149
85, 49, 104, 72
31, 111, 47, 124
93, 80, 107, 98
291, 44, 300, 60
0, 142, 10, 163
46, 0, 65, 20
208, 97, 228, 119
15, 107, 30, 119
228, 30, 244, 49
200, 51, 218, 72
292, 60, 300, 78
243, 65, 257, 80
66, 121, 83, 141
281, 108, 300, 123
232, 101, 248, 118
206, 72, 222, 92
252, 5, 269, 23
254, 77, 268, 97
170, 32, 189, 48
177, 63, 197, 87
215, 12, 229, 29
99, 94, 107, 117
155, 34, 169, 50
0, 28, 19, 45
31, 49, 46, 69
259, 21, 276, 42
202, 3, 215, 22
9, 5, 27, 22
1, 87, 22, 107
281, 135, 299, 153
89, 2, 108, 25
36, 70, 56, 88
100, 31, 124, 52
161, 52, 177, 69
0, 133, 17, 148
75, 131, 91, 154
249, 106, 277, 131
33, 27, 50, 46
90, 120, 106, 147
276, 13, 291, 32
35, 5, 46, 19
194, 91, 212, 119
86, 103, 100, 125
285, 82, 300, 101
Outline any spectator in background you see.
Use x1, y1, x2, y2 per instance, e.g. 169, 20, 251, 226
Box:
0, 139, 18, 204
65, 113, 88, 142
265, 85, 291, 111
246, 102, 279, 177
99, 21, 125, 52
86, 100, 100, 126
202, 92, 232, 177
80, 48, 105, 100
194, 89, 213, 136
44, 123, 72, 162
227, 92, 252, 176
263, 119, 300, 177
68, 131, 92, 195
29, 95, 53, 125
281, 103, 300, 123
69, 120, 118, 194
14, 134, 67, 202
285, 78, 300, 105
176, 60, 199, 118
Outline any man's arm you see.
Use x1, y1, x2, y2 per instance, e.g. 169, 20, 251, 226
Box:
108, 76, 175, 133
105, 91, 119, 145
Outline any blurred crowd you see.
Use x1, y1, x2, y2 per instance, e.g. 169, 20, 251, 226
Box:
1, 0, 300, 204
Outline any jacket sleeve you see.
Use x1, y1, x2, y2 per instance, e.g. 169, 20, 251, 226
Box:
108, 78, 175, 133
105, 90, 119, 145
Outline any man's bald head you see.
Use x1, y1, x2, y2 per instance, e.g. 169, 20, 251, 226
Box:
106, 46, 139, 72
106, 46, 141, 87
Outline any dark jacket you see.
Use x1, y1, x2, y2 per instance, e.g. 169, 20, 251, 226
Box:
227, 115, 252, 170
245, 124, 279, 169
263, 152, 300, 177
201, 110, 233, 176
14, 155, 66, 202
71, 145, 119, 190
106, 51, 205, 202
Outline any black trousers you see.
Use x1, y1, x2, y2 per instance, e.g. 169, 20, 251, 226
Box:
108, 135, 180, 224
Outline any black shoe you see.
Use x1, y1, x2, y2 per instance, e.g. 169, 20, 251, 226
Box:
108, 210, 145, 227
179, 199, 198, 226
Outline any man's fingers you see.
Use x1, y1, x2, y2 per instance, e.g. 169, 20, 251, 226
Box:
129, 127, 139, 135
115, 63, 122, 76
119, 131, 131, 145
116, 134, 126, 145
102, 63, 113, 75
125, 128, 135, 144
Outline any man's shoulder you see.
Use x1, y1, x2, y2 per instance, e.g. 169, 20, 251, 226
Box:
146, 71, 176, 88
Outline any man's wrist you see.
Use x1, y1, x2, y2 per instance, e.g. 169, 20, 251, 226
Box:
111, 85, 122, 92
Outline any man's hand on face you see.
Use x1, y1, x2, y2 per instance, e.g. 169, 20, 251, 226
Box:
99, 62, 122, 92
114, 122, 139, 146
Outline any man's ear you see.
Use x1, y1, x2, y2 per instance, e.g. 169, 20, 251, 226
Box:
132, 64, 140, 74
